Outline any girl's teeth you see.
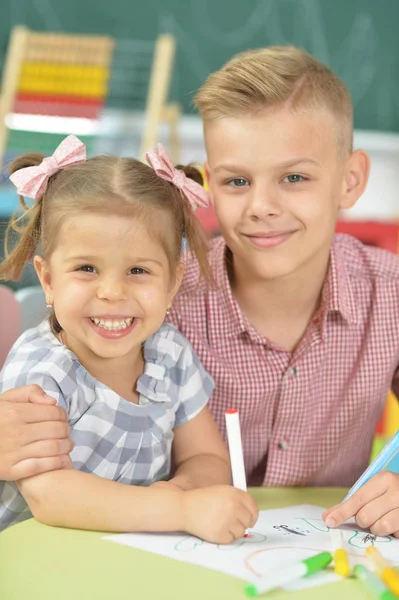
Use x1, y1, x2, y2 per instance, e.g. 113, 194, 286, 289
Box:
91, 318, 133, 330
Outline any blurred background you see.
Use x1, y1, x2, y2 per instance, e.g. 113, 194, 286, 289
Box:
0, 0, 398, 443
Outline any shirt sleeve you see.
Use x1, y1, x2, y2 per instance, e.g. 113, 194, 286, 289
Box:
0, 347, 69, 411
173, 339, 215, 428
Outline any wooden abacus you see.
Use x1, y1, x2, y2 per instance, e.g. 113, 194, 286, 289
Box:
0, 26, 180, 175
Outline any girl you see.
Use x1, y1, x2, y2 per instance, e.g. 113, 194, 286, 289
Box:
0, 136, 257, 542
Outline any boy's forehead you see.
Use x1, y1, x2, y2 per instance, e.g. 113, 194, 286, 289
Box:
204, 107, 340, 168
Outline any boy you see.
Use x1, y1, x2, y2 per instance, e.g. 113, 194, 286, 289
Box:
2, 46, 399, 537
168, 46, 399, 537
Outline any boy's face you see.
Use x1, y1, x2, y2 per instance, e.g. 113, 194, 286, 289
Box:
205, 106, 367, 283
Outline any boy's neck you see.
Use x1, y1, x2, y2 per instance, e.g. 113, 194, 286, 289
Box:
229, 248, 330, 352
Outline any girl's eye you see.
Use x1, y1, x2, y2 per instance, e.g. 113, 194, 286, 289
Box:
283, 174, 305, 183
129, 267, 149, 276
78, 265, 96, 273
227, 177, 249, 187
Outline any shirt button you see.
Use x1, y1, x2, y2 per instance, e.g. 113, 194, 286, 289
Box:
290, 367, 297, 377
278, 440, 290, 451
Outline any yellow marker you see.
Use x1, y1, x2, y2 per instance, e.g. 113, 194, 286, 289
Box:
366, 546, 399, 596
330, 529, 351, 577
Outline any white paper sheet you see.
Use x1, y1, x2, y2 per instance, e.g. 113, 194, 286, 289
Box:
104, 504, 399, 591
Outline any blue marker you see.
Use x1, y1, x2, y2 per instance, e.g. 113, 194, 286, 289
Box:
344, 430, 399, 501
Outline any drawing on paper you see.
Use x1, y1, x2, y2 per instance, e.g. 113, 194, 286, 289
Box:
104, 504, 399, 593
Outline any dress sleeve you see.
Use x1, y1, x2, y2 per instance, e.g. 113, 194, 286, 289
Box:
0, 344, 70, 411
172, 337, 215, 428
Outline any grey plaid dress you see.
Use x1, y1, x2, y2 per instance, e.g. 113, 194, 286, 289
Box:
0, 321, 214, 531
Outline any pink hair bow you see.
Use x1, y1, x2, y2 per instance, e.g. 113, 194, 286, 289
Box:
146, 143, 209, 212
9, 134, 87, 200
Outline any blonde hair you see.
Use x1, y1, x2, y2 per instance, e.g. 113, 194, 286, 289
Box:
195, 45, 353, 154
0, 153, 212, 332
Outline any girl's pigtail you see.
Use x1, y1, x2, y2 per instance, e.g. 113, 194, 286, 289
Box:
0, 154, 45, 281
176, 165, 215, 287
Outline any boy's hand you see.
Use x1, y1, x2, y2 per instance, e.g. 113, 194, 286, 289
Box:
181, 485, 258, 544
322, 472, 399, 538
0, 385, 73, 481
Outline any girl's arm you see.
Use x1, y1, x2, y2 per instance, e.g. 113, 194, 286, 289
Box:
17, 470, 184, 532
17, 407, 231, 531
16, 407, 256, 541
167, 406, 232, 491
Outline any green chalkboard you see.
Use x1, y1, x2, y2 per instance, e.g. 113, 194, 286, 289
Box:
0, 0, 398, 131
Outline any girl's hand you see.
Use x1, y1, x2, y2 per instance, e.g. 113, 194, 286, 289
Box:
181, 485, 258, 544
323, 471, 399, 538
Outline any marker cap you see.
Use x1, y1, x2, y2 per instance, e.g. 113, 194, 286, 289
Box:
303, 552, 333, 575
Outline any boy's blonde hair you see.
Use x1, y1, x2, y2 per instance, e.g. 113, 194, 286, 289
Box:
195, 45, 353, 154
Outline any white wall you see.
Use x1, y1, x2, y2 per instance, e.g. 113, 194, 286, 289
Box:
162, 117, 399, 223
37, 109, 399, 222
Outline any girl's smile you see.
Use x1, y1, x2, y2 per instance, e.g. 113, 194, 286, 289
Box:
87, 315, 138, 339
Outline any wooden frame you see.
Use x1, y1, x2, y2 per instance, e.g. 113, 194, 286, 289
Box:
139, 34, 181, 162
0, 26, 181, 171
0, 26, 29, 170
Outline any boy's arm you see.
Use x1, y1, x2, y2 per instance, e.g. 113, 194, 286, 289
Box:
17, 470, 184, 532
167, 406, 231, 491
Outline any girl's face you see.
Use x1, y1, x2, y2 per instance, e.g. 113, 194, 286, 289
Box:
35, 212, 183, 367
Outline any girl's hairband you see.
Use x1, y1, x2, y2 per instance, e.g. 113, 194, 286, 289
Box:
10, 135, 209, 212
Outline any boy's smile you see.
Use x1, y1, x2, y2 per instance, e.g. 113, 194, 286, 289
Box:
243, 229, 299, 249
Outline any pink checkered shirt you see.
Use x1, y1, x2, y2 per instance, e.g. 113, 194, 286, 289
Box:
167, 234, 399, 488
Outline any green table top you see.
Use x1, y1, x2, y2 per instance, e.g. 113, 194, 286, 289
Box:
0, 487, 394, 600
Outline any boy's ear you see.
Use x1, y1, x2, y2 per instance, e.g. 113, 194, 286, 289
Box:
204, 162, 214, 207
339, 149, 370, 210
33, 256, 53, 301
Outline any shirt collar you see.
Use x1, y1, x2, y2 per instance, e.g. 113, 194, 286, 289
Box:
320, 238, 359, 328
211, 237, 359, 345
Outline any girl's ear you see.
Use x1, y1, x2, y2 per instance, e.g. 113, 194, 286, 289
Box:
33, 256, 53, 302
168, 262, 185, 305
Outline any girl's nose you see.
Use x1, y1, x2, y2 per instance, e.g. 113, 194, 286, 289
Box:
97, 277, 127, 302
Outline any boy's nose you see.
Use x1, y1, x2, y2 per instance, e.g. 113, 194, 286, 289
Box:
246, 187, 283, 219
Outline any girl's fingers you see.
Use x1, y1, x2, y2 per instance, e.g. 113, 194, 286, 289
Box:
243, 496, 259, 526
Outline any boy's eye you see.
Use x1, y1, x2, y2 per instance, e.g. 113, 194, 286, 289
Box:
283, 174, 305, 183
227, 177, 249, 187
129, 267, 149, 275
78, 265, 96, 273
